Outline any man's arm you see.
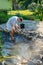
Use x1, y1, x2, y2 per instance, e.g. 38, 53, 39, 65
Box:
15, 24, 22, 32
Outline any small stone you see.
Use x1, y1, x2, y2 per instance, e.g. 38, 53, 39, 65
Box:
41, 56, 43, 62
27, 61, 36, 65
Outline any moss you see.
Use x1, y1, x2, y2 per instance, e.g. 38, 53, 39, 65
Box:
0, 32, 3, 58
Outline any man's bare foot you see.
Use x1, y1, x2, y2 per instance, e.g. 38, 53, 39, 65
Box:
10, 37, 16, 42
11, 37, 16, 42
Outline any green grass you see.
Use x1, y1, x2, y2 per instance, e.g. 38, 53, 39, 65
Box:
0, 32, 3, 59
0, 0, 12, 10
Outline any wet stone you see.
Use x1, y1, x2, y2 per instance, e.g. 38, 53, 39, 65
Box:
27, 61, 36, 65
41, 57, 43, 62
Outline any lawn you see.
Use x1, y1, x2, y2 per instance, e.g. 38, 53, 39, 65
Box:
0, 0, 12, 10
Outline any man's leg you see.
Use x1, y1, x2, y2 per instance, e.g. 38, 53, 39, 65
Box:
10, 29, 15, 40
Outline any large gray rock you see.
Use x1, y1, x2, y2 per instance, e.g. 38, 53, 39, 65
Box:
0, 20, 37, 31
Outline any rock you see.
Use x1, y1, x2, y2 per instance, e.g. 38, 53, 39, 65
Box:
27, 61, 36, 65
0, 23, 38, 41
41, 57, 43, 62
32, 59, 42, 65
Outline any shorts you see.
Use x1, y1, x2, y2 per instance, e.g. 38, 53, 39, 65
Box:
6, 25, 15, 32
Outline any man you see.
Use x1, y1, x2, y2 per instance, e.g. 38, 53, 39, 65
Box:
6, 16, 23, 41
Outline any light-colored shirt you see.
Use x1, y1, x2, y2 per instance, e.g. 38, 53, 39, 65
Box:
6, 16, 19, 31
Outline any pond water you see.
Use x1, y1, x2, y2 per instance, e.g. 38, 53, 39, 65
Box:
0, 21, 43, 65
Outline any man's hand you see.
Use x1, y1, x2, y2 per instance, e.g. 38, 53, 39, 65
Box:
18, 29, 23, 33
15, 24, 19, 30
